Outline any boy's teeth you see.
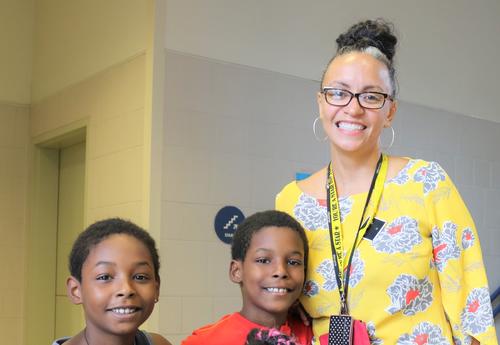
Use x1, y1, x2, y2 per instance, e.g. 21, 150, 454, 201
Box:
112, 307, 136, 314
266, 287, 288, 293
338, 122, 364, 130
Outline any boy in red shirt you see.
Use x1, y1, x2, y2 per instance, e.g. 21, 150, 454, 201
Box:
182, 210, 313, 345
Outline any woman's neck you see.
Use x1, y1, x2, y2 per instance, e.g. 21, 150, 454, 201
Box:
329, 147, 382, 196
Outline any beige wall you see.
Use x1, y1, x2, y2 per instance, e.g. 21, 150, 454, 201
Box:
27, 53, 154, 344
31, 53, 148, 229
0, 0, 34, 104
0, 103, 30, 345
24, 1, 166, 342
32, 0, 153, 103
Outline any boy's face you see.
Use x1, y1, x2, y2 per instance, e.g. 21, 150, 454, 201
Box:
67, 234, 159, 337
230, 226, 305, 327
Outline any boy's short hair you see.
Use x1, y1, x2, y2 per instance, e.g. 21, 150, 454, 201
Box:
69, 218, 160, 282
231, 210, 308, 266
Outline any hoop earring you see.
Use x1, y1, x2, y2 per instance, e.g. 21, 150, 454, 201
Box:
381, 125, 395, 151
313, 116, 327, 142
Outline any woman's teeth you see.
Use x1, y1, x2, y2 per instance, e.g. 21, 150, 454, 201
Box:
337, 122, 365, 130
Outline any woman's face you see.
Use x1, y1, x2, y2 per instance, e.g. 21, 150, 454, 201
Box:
318, 52, 397, 156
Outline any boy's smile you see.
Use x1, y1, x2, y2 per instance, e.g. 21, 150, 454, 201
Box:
230, 226, 305, 328
68, 234, 159, 340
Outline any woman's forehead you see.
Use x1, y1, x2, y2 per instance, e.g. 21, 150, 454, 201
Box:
324, 52, 391, 89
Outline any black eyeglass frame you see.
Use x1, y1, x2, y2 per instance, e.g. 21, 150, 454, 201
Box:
321, 87, 394, 110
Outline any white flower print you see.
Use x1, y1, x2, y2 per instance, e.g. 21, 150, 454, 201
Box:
346, 249, 364, 287
389, 159, 415, 186
386, 274, 433, 316
431, 221, 461, 272
294, 194, 328, 230
460, 287, 494, 335
339, 196, 353, 222
373, 216, 422, 253
366, 321, 383, 345
397, 322, 450, 345
413, 161, 446, 195
316, 260, 337, 291
453, 335, 472, 345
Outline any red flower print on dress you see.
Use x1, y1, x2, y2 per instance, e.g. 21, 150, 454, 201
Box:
303, 279, 319, 297
397, 322, 450, 345
413, 162, 446, 195
461, 228, 475, 250
460, 287, 494, 335
372, 216, 421, 253
386, 274, 433, 316
431, 221, 461, 272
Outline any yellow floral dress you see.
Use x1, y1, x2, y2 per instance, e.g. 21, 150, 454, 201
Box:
276, 159, 497, 345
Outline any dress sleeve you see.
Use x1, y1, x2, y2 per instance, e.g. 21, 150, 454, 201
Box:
422, 162, 497, 344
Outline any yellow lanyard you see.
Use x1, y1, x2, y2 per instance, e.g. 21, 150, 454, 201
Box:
327, 153, 388, 314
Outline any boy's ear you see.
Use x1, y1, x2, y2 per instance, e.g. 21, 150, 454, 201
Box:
229, 259, 243, 284
67, 276, 83, 305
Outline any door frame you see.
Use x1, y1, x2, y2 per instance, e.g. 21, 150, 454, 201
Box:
25, 120, 88, 345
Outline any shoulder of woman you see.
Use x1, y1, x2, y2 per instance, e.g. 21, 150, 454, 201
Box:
149, 332, 173, 345
387, 155, 409, 177
296, 167, 328, 198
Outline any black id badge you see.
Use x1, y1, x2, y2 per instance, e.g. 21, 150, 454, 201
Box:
328, 315, 353, 345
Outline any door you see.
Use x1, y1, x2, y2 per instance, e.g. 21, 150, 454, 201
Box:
54, 142, 86, 338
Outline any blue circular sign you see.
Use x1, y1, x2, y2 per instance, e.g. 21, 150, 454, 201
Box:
214, 206, 245, 244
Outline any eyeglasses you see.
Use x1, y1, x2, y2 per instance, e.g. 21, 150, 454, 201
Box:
321, 87, 393, 109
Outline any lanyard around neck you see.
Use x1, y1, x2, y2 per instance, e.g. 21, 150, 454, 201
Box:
326, 153, 388, 314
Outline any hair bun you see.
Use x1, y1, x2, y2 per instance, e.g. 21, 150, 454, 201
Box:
336, 19, 397, 61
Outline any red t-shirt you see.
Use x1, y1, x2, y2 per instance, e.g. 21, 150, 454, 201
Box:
181, 312, 312, 345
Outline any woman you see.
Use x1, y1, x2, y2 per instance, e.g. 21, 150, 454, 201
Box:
276, 19, 497, 345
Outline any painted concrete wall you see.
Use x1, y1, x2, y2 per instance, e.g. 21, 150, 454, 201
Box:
163, 0, 500, 123
0, 103, 30, 345
31, 0, 153, 103
0, 0, 34, 103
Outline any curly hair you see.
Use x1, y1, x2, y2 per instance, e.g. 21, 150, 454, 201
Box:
321, 18, 398, 96
69, 218, 160, 282
231, 210, 308, 270
246, 328, 299, 345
